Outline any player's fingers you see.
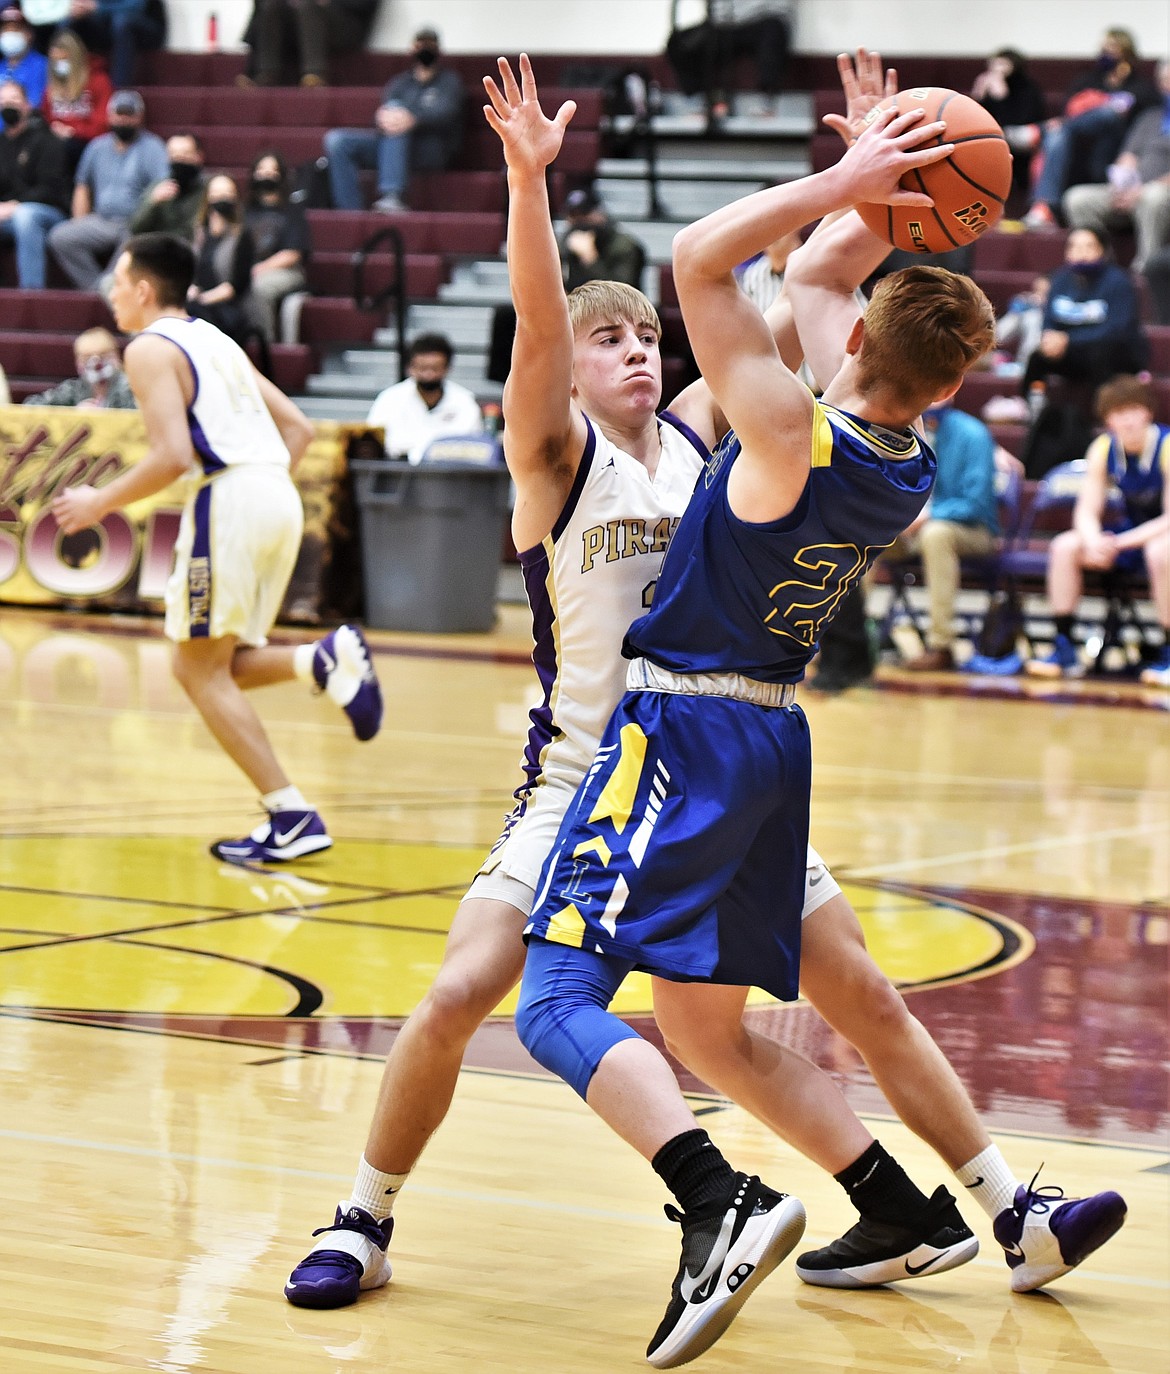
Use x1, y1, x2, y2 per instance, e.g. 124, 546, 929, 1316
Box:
554, 99, 577, 130
497, 55, 521, 104
887, 190, 936, 207
822, 112, 851, 142
885, 67, 898, 98
483, 104, 505, 136
836, 51, 858, 95
482, 76, 510, 119
900, 141, 955, 168
518, 51, 537, 99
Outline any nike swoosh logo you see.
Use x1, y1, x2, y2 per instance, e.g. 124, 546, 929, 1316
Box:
808, 871, 825, 887
905, 1253, 945, 1276
964, 1176, 984, 1189
1001, 1241, 1024, 1258
679, 1206, 736, 1303
273, 815, 313, 847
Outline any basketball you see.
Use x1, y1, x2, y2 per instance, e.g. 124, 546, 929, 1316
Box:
854, 87, 1012, 254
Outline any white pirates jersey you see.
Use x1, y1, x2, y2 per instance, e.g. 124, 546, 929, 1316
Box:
143, 315, 291, 475
514, 412, 707, 795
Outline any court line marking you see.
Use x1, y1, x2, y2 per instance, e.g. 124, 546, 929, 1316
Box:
846, 821, 1169, 879
0, 1125, 1164, 1290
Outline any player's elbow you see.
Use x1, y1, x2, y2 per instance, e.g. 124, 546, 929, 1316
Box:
671, 222, 707, 281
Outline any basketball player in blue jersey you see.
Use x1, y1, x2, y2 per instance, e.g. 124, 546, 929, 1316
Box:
514, 73, 1132, 1363
52, 233, 384, 863
284, 55, 1125, 1340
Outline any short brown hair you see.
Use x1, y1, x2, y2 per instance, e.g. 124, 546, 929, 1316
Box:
1095, 374, 1155, 421
857, 267, 994, 415
567, 280, 661, 340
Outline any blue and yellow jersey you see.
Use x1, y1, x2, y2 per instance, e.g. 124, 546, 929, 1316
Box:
623, 399, 936, 682
1096, 423, 1169, 528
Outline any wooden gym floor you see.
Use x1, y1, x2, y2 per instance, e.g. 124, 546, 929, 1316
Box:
0, 604, 1166, 1372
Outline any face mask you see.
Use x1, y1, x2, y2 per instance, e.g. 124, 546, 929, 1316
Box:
169, 161, 200, 193
414, 46, 438, 68
0, 31, 28, 60
0, 105, 20, 128
1074, 260, 1106, 278
52, 59, 71, 79
80, 356, 117, 386
209, 199, 237, 220
111, 123, 138, 143
415, 377, 443, 397
252, 176, 281, 194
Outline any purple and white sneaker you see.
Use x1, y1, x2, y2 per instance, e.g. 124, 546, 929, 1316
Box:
210, 807, 332, 863
285, 1204, 394, 1309
993, 1173, 1127, 1292
313, 625, 383, 741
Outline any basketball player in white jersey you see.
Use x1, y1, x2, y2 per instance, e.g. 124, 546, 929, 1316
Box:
286, 56, 969, 1319
52, 233, 384, 864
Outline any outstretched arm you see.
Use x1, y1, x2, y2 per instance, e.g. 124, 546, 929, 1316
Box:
483, 54, 588, 547
672, 105, 950, 520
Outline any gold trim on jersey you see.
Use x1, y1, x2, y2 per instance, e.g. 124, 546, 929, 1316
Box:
811, 404, 834, 469
818, 401, 921, 459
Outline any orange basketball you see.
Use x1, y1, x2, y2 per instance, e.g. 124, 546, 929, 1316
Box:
854, 87, 1012, 254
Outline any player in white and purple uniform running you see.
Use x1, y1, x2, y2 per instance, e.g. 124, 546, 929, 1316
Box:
53, 233, 383, 863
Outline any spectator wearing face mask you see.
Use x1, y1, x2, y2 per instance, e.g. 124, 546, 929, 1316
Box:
126, 130, 207, 240
23, 326, 135, 408
243, 148, 310, 342
0, 75, 69, 287
41, 29, 111, 173
322, 27, 464, 213
186, 174, 255, 346
366, 332, 482, 464
48, 88, 166, 290
1020, 225, 1149, 407
0, 5, 46, 107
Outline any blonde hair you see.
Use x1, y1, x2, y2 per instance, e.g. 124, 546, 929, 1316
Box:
74, 327, 119, 357
567, 280, 661, 340
858, 267, 994, 416
47, 30, 89, 104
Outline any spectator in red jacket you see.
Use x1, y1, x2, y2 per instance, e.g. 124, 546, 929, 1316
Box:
41, 28, 109, 172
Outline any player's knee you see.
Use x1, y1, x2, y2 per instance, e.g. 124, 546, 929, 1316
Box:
845, 960, 911, 1037
416, 964, 503, 1045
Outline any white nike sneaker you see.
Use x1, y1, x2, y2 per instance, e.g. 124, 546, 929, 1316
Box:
312, 625, 383, 741
993, 1175, 1127, 1292
646, 1174, 806, 1368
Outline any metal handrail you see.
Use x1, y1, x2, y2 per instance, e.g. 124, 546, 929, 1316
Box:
352, 224, 408, 382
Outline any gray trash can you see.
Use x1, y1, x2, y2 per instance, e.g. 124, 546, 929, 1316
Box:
350, 459, 512, 632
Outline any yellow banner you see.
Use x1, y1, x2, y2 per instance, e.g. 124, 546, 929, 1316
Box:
0, 406, 351, 624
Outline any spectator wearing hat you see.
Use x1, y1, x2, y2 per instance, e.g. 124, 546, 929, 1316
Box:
0, 76, 69, 286
322, 26, 464, 212
41, 28, 111, 172
0, 5, 46, 107
48, 87, 166, 289
245, 0, 381, 88
558, 186, 646, 291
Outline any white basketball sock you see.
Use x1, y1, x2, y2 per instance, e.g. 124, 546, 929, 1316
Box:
293, 642, 316, 685
956, 1144, 1019, 1220
261, 784, 309, 813
350, 1154, 410, 1221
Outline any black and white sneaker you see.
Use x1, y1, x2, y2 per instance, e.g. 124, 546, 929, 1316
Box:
795, 1185, 978, 1289
646, 1173, 806, 1369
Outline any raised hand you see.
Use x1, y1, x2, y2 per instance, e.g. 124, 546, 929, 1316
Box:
483, 53, 576, 177
838, 105, 952, 207
824, 47, 898, 147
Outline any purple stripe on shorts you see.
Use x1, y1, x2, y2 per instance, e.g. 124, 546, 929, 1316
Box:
187, 482, 213, 638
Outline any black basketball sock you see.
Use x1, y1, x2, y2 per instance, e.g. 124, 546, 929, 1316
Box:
652, 1129, 737, 1216
835, 1140, 933, 1226
1054, 613, 1075, 641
